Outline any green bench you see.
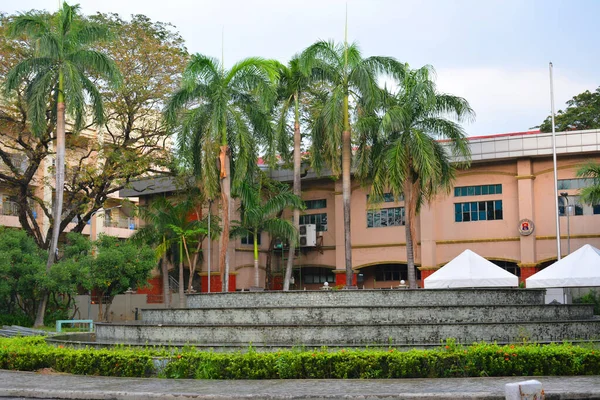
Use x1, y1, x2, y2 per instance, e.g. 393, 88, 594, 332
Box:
55, 319, 94, 333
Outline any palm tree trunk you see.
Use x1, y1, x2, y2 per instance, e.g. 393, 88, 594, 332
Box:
34, 73, 66, 327
178, 240, 185, 307
183, 237, 194, 293
161, 236, 170, 308
161, 255, 170, 308
404, 179, 418, 289
253, 231, 260, 288
219, 145, 231, 292
342, 94, 353, 288
265, 236, 276, 289
284, 94, 301, 291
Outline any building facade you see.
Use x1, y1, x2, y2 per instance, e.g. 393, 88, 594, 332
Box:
122, 129, 600, 291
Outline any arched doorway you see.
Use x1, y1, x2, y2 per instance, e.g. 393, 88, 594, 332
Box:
357, 263, 421, 289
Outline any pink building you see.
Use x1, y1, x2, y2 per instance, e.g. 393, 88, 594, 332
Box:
122, 129, 600, 291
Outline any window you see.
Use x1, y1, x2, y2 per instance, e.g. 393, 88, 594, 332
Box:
557, 178, 594, 190
454, 200, 503, 222
304, 199, 327, 210
367, 207, 405, 228
454, 184, 502, 197
299, 213, 328, 231
558, 195, 599, 216
241, 232, 261, 245
302, 267, 335, 284
367, 192, 404, 202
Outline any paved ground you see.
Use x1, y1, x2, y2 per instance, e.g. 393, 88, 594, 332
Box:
1, 370, 600, 399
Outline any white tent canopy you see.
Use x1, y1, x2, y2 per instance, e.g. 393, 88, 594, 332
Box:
424, 249, 519, 289
526, 244, 600, 288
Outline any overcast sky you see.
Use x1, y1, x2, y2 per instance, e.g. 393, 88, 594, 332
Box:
4, 0, 599, 136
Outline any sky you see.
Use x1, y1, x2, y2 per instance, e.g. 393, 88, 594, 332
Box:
3, 0, 600, 136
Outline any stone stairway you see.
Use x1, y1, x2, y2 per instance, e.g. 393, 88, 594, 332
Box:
94, 289, 600, 350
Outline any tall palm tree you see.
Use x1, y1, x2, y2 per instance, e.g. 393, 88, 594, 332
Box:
300, 40, 405, 287
231, 172, 304, 288
577, 162, 600, 205
4, 2, 120, 326
165, 55, 278, 292
356, 67, 474, 288
274, 55, 315, 290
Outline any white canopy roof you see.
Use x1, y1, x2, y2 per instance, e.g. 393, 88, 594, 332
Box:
424, 249, 519, 289
526, 244, 600, 288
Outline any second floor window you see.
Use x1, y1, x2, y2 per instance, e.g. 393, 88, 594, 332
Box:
455, 200, 503, 222
367, 207, 405, 228
454, 184, 502, 197
241, 232, 261, 245
299, 213, 328, 231
304, 199, 327, 210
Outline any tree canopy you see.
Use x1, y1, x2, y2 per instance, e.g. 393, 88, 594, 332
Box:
539, 87, 600, 132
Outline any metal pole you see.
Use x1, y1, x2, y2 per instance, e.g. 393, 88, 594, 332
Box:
207, 200, 211, 293
566, 203, 571, 254
549, 62, 561, 261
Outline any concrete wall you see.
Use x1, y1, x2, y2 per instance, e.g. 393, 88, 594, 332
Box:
74, 293, 182, 322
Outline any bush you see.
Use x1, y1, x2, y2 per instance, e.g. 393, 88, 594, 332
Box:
0, 312, 33, 327
574, 290, 600, 315
1, 337, 599, 379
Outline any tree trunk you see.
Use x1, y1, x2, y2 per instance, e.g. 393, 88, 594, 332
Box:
253, 232, 260, 287
404, 179, 418, 289
219, 145, 231, 292
161, 255, 170, 308
265, 236, 276, 290
97, 292, 104, 322
178, 241, 185, 307
342, 94, 353, 288
284, 99, 301, 291
34, 81, 66, 327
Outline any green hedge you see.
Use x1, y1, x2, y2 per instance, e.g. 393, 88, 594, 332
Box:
1, 337, 599, 379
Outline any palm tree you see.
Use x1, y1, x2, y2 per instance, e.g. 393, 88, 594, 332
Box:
356, 67, 474, 288
577, 162, 600, 205
4, 2, 120, 326
299, 40, 405, 287
231, 172, 304, 288
133, 197, 204, 307
274, 55, 315, 290
165, 55, 278, 292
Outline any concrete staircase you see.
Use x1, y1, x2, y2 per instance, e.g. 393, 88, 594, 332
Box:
94, 289, 600, 350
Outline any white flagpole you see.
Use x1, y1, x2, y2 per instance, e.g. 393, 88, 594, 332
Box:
549, 62, 561, 261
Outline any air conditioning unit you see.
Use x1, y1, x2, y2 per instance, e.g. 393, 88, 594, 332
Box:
299, 224, 317, 247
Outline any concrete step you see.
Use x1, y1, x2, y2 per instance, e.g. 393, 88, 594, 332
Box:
141, 304, 594, 325
186, 289, 545, 308
95, 319, 600, 347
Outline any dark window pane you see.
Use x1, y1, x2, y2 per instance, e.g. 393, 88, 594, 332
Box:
461, 187, 468, 196
575, 205, 584, 215
482, 186, 489, 195
489, 185, 496, 195
463, 203, 469, 212
479, 211, 486, 220
475, 186, 481, 195
455, 212, 462, 222
495, 209, 503, 220
454, 188, 460, 197
478, 201, 486, 211
471, 211, 479, 221
455, 203, 461, 213
367, 212, 373, 228
467, 186, 475, 196
594, 205, 600, 215
463, 212, 470, 222
496, 184, 502, 194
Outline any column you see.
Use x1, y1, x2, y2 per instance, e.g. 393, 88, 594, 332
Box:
516, 159, 538, 284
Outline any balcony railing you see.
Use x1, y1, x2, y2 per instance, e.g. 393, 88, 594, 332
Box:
104, 216, 137, 230
0, 201, 19, 217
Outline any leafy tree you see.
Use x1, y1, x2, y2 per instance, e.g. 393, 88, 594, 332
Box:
577, 162, 600, 206
166, 54, 278, 291
0, 227, 46, 320
0, 10, 183, 250
231, 172, 303, 288
539, 87, 600, 132
88, 235, 154, 321
356, 67, 474, 288
300, 40, 405, 287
